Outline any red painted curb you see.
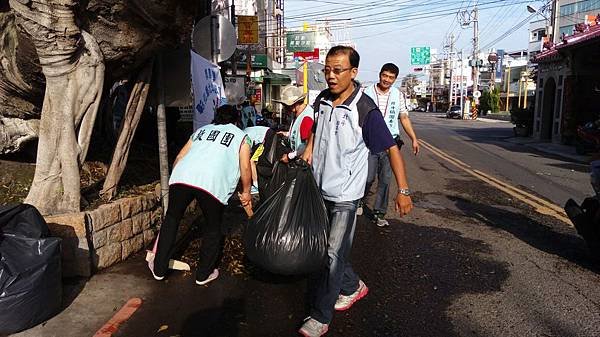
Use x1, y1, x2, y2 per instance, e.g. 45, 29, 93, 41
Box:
93, 297, 143, 337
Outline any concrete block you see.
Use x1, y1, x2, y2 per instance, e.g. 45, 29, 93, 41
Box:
141, 193, 158, 211
108, 218, 133, 242
45, 212, 92, 277
88, 203, 121, 231
122, 234, 145, 260
120, 197, 143, 219
150, 208, 163, 227
95, 243, 122, 269
93, 227, 109, 248
141, 211, 152, 230
143, 229, 156, 246
131, 213, 144, 235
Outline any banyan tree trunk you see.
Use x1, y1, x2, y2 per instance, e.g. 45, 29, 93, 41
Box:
100, 60, 153, 201
2, 0, 204, 214
10, 0, 105, 215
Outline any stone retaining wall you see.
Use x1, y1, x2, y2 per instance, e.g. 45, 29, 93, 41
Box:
86, 193, 162, 271
44, 189, 201, 277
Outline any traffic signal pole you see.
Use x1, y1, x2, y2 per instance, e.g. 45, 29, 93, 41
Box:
472, 7, 479, 105
448, 33, 455, 107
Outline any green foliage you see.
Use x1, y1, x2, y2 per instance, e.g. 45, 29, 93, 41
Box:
480, 87, 500, 114
480, 90, 492, 113
490, 87, 500, 113
510, 105, 534, 129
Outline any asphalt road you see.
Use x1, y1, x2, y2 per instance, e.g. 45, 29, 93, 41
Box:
413, 113, 591, 207
15, 115, 600, 337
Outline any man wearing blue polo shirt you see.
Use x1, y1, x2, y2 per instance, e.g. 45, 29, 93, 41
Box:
299, 46, 413, 337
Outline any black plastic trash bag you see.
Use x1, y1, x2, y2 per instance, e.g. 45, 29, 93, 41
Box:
256, 132, 291, 201
245, 162, 329, 275
0, 204, 62, 334
565, 197, 600, 257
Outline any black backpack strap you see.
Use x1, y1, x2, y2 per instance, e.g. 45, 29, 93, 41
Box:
311, 90, 329, 117
356, 90, 378, 128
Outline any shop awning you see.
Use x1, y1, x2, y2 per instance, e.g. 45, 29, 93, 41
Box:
264, 71, 292, 86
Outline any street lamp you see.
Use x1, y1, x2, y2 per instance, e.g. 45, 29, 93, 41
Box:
527, 3, 553, 43
527, 5, 548, 19
488, 52, 498, 89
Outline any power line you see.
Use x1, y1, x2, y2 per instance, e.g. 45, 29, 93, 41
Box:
274, 0, 533, 36
478, 3, 596, 51
471, 1, 528, 50
477, 0, 520, 38
480, 12, 535, 50
285, 0, 460, 26
285, 0, 420, 22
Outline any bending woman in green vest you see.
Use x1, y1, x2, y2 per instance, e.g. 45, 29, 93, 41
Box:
151, 104, 253, 286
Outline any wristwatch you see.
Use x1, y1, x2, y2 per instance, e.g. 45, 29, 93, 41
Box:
398, 188, 411, 196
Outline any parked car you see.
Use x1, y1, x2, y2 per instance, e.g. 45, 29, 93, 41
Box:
446, 105, 462, 119
576, 121, 600, 155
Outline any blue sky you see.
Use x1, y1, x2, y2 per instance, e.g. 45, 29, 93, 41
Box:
285, 0, 547, 82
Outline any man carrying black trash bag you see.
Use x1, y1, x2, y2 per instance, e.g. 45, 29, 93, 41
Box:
298, 46, 413, 337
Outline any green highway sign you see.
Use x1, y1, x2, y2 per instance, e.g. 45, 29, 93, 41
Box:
237, 53, 268, 68
286, 31, 316, 52
410, 47, 431, 65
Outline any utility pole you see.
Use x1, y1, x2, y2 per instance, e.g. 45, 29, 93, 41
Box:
523, 75, 529, 108
460, 6, 480, 103
459, 50, 464, 118
447, 33, 455, 107
505, 61, 511, 112
231, 4, 237, 76
472, 7, 479, 104
551, 0, 558, 43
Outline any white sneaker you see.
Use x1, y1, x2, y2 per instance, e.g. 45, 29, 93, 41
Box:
375, 217, 389, 227
196, 269, 219, 286
334, 280, 369, 311
299, 317, 329, 337
148, 260, 165, 281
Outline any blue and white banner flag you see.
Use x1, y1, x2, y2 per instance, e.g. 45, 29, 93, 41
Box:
191, 50, 226, 131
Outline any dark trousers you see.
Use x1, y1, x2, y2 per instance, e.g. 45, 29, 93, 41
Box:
154, 184, 225, 281
309, 200, 360, 324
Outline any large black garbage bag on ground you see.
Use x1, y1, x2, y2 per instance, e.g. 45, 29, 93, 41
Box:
565, 197, 600, 258
0, 204, 62, 334
245, 162, 329, 275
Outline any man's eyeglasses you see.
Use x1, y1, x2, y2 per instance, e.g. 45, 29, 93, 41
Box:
321, 67, 353, 75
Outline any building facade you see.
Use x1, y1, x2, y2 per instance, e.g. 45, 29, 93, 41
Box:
529, 19, 547, 61
534, 21, 600, 143
553, 0, 600, 41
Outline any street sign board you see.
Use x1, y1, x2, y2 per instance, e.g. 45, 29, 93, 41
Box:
410, 47, 431, 65
496, 49, 505, 81
237, 15, 259, 44
294, 48, 320, 61
236, 53, 268, 68
286, 31, 316, 52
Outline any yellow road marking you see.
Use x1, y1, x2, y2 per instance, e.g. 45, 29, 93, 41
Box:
420, 139, 572, 225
